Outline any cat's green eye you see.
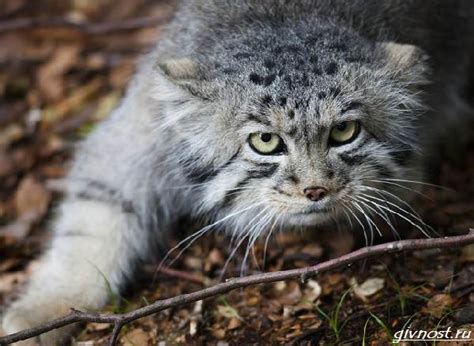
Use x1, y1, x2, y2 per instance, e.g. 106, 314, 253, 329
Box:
248, 132, 285, 155
329, 120, 361, 146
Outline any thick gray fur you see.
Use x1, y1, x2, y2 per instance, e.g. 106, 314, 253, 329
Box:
3, 1, 473, 344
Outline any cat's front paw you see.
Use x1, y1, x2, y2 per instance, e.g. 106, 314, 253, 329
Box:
2, 299, 78, 346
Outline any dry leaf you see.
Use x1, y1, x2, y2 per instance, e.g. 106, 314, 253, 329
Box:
461, 244, 474, 262
38, 45, 81, 102
353, 277, 385, 301
122, 328, 150, 346
0, 123, 24, 148
227, 318, 242, 330
421, 294, 453, 318
14, 175, 51, 220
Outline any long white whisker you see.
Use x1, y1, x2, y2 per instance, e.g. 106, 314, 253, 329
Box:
360, 186, 435, 235
220, 207, 271, 279
359, 193, 431, 237
341, 201, 368, 246
356, 195, 401, 239
351, 198, 383, 238
159, 202, 265, 269
377, 178, 452, 191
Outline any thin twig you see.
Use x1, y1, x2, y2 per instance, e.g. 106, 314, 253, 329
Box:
0, 230, 473, 345
155, 266, 205, 285
0, 15, 172, 35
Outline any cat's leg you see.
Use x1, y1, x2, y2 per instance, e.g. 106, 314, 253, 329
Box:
2, 195, 146, 345
2, 96, 161, 344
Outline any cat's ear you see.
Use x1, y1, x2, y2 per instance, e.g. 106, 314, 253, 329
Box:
155, 58, 213, 99
157, 58, 201, 81
379, 42, 429, 84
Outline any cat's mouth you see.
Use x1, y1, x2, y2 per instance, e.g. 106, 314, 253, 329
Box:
296, 205, 328, 215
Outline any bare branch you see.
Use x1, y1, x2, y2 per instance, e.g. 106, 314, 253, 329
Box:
0, 15, 172, 35
1, 230, 473, 345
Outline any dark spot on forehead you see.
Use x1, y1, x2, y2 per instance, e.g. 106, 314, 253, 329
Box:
234, 52, 251, 59
288, 109, 295, 119
249, 73, 276, 86
330, 42, 348, 52
222, 68, 236, 75
249, 73, 263, 84
264, 59, 276, 69
261, 95, 273, 105
312, 66, 322, 75
263, 74, 276, 86
279, 97, 287, 106
273, 46, 284, 54
285, 44, 302, 53
325, 62, 338, 75
310, 55, 318, 64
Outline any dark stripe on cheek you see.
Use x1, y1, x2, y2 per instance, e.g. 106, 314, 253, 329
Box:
339, 153, 367, 166
221, 176, 253, 208
248, 163, 279, 178
220, 163, 279, 208
184, 149, 240, 183
342, 137, 371, 156
273, 186, 292, 197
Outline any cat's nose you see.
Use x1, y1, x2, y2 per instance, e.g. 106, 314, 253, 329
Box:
304, 186, 329, 202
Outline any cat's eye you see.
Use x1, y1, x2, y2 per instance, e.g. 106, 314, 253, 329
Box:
248, 132, 286, 155
329, 120, 361, 146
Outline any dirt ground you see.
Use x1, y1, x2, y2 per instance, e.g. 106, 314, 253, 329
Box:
0, 1, 473, 345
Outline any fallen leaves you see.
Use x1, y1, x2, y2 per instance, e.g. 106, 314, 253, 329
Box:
37, 44, 81, 102
14, 175, 51, 221
421, 294, 454, 318
352, 277, 385, 301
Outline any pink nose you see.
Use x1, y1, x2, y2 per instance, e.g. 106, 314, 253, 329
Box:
304, 187, 328, 202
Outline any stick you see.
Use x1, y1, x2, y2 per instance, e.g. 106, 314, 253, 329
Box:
1, 230, 473, 345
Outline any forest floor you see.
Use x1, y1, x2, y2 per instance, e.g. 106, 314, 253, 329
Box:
0, 1, 473, 345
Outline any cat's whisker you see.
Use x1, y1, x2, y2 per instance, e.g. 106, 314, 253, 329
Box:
358, 192, 431, 237
220, 207, 271, 280
262, 212, 283, 268
158, 201, 265, 270
360, 186, 436, 235
356, 195, 401, 239
368, 179, 433, 200
377, 178, 453, 191
341, 200, 369, 247
345, 198, 375, 244
241, 210, 275, 276
350, 198, 383, 239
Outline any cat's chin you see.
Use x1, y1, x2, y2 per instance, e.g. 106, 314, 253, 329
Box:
283, 211, 333, 226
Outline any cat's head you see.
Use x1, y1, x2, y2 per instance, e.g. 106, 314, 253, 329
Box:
153, 23, 429, 237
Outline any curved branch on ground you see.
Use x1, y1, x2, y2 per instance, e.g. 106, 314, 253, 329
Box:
0, 230, 473, 346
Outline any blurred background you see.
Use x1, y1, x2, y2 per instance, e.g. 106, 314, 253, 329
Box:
0, 1, 473, 344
